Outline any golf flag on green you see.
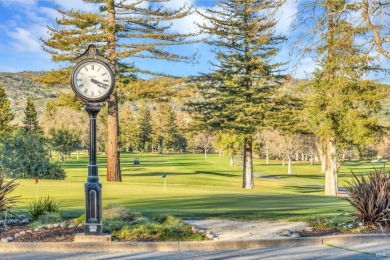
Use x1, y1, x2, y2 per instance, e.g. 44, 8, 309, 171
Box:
35, 176, 39, 202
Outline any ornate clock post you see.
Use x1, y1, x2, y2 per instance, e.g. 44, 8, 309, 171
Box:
70, 45, 115, 236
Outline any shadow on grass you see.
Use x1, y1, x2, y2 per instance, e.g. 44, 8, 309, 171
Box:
120, 170, 237, 178
284, 185, 324, 194
108, 193, 351, 221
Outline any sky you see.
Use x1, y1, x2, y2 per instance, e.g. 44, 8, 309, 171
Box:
0, 0, 387, 81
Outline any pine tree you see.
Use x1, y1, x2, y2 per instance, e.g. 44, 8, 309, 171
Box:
0, 83, 14, 140
23, 97, 43, 135
39, 0, 195, 182
119, 105, 138, 152
297, 0, 386, 196
189, 0, 286, 189
136, 102, 152, 152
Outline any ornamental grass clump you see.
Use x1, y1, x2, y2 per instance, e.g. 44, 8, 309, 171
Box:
28, 196, 62, 220
344, 168, 390, 228
112, 214, 205, 241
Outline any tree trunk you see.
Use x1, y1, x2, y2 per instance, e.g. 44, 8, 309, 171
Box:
77, 150, 80, 160
288, 156, 292, 174
282, 158, 285, 166
107, 92, 122, 182
230, 156, 234, 166
159, 136, 163, 154
60, 152, 64, 161
325, 137, 338, 196
106, 0, 121, 182
265, 148, 269, 165
204, 147, 207, 158
242, 138, 254, 189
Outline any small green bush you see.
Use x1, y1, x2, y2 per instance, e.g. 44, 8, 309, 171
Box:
102, 204, 139, 221
35, 211, 62, 225
111, 214, 205, 241
28, 196, 62, 220
103, 219, 129, 233
72, 214, 86, 225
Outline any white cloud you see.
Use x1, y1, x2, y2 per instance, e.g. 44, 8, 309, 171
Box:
0, 0, 36, 6
39, 6, 60, 20
8, 27, 41, 52
53, 0, 99, 12
275, 0, 298, 35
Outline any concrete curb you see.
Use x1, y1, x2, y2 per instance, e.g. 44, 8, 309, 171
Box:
0, 235, 389, 253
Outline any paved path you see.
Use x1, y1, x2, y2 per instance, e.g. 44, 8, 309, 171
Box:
1, 237, 390, 259
0, 244, 382, 259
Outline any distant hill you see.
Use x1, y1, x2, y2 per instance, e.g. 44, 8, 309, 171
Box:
0, 72, 66, 125
1, 71, 390, 127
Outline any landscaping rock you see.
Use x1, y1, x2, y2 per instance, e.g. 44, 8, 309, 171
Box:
67, 224, 75, 229
14, 233, 20, 239
26, 230, 33, 234
47, 224, 54, 229
191, 226, 198, 233
199, 229, 205, 233
282, 230, 292, 237
21, 219, 30, 224
291, 233, 301, 238
18, 215, 26, 220
53, 224, 60, 228
305, 227, 314, 232
1, 238, 11, 243
1, 236, 14, 242
19, 231, 26, 236
206, 232, 214, 239
0, 220, 4, 226
60, 222, 68, 228
77, 224, 83, 228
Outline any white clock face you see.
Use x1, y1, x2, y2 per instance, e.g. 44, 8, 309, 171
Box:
72, 61, 114, 101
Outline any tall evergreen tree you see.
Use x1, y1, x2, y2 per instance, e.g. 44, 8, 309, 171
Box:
189, 0, 286, 189
23, 97, 43, 135
136, 102, 152, 152
39, 0, 195, 182
0, 83, 14, 140
297, 0, 386, 196
119, 105, 138, 152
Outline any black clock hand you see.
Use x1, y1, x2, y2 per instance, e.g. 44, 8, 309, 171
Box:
91, 79, 108, 89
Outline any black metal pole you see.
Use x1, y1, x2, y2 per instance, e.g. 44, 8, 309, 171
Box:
84, 103, 103, 235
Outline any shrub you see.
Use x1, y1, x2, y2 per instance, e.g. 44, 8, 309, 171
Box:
0, 130, 66, 179
28, 196, 62, 220
344, 168, 390, 228
111, 214, 205, 241
72, 214, 85, 225
0, 174, 19, 213
34, 211, 62, 225
112, 222, 204, 241
102, 204, 139, 221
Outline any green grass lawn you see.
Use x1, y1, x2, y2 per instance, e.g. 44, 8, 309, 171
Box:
11, 152, 383, 221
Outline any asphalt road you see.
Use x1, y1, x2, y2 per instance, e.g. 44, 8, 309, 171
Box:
0, 245, 384, 260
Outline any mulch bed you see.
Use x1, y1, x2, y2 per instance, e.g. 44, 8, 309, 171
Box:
0, 224, 84, 242
1, 224, 388, 242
